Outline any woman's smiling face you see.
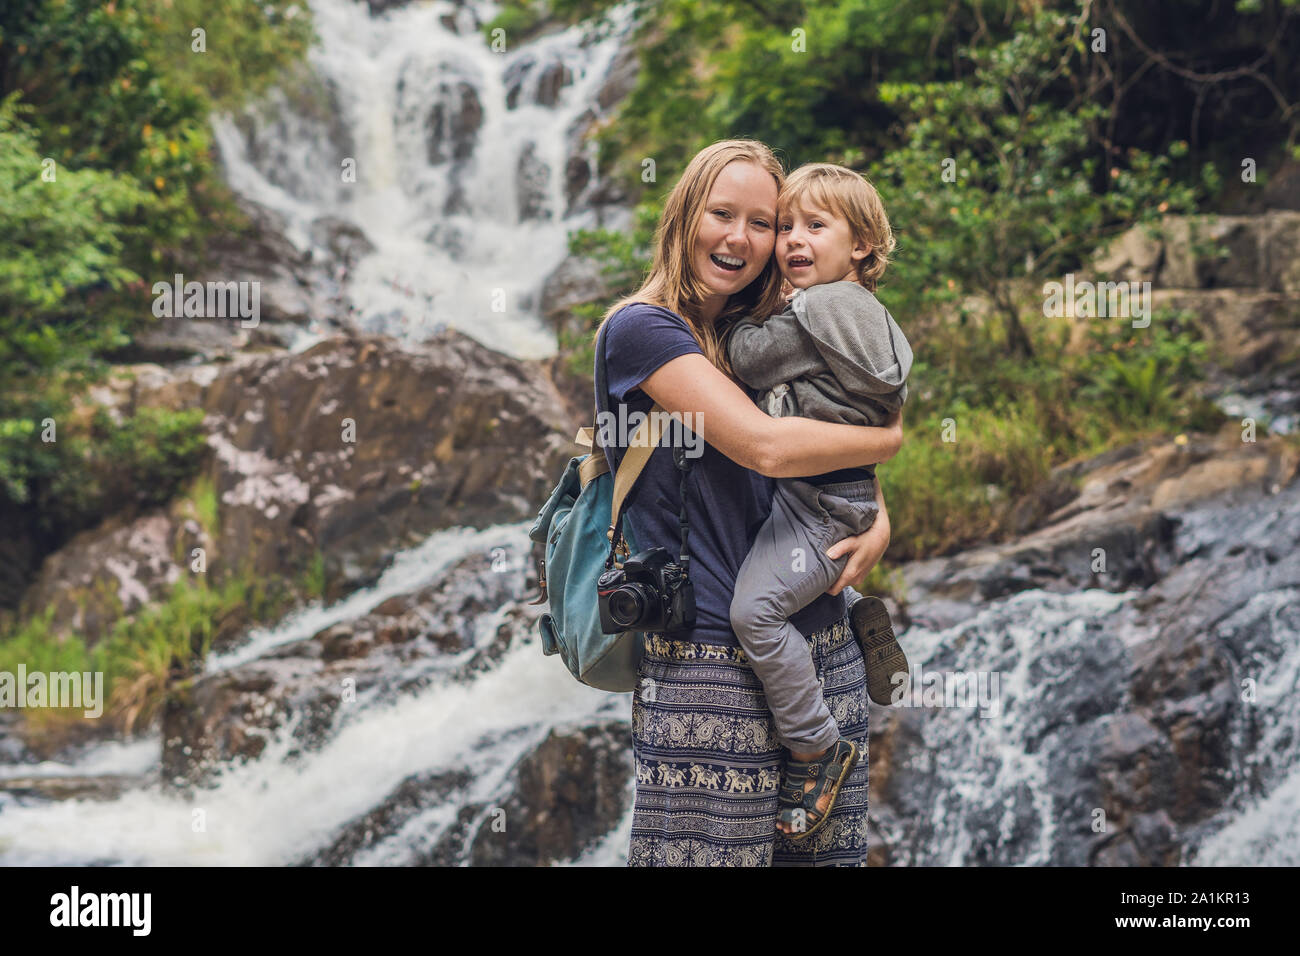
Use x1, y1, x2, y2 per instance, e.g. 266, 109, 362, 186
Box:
693, 161, 778, 320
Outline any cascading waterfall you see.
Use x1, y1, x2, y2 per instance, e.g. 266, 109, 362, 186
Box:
1, 0, 644, 867
212, 0, 636, 358
3, 0, 1296, 870
0, 524, 630, 866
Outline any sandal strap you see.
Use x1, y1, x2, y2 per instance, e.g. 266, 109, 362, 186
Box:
780, 739, 856, 815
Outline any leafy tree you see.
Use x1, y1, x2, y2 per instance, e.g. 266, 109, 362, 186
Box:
874, 7, 1214, 356
0, 0, 315, 608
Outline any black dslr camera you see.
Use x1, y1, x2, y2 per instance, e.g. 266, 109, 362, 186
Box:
597, 547, 696, 634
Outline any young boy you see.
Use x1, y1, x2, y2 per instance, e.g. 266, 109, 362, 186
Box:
725, 163, 911, 839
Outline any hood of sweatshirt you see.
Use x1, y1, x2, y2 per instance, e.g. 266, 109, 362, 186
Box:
790, 281, 912, 398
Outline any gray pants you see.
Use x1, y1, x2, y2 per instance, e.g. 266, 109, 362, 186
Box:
730, 477, 878, 753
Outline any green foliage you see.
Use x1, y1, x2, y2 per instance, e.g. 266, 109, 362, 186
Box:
139, 0, 314, 110
0, 559, 312, 740
1, 399, 206, 540
0, 98, 152, 383
588, 0, 1011, 193
190, 472, 219, 538
880, 304, 1222, 560
874, 8, 1211, 355
483, 0, 621, 46
561, 201, 660, 376
0, 0, 312, 579
1077, 309, 1221, 433
96, 405, 208, 506
300, 550, 326, 602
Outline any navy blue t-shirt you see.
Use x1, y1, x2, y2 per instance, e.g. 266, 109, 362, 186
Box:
601, 302, 846, 646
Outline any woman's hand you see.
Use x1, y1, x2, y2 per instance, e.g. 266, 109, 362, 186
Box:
824, 486, 891, 595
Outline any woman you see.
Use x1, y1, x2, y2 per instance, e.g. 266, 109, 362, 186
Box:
599, 140, 900, 866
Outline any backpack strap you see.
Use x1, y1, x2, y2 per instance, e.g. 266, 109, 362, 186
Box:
574, 409, 664, 486
608, 406, 666, 535
591, 319, 675, 545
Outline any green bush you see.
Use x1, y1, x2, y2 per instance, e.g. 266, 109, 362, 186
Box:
0, 0, 313, 591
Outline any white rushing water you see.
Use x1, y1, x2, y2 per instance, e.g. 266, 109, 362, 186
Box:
207, 521, 531, 672
1187, 587, 1300, 866
0, 0, 644, 868
0, 521, 629, 866
0, 635, 622, 865
212, 0, 636, 360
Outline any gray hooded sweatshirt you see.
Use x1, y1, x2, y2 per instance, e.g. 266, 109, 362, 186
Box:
727, 280, 912, 427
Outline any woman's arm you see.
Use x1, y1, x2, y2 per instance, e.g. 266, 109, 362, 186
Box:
638, 352, 902, 478
825, 479, 890, 595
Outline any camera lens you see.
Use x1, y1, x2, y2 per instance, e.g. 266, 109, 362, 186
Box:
608, 586, 647, 627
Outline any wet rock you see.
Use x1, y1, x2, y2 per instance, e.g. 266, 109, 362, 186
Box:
160, 546, 539, 787
0, 774, 151, 803
196, 196, 334, 326
467, 720, 633, 866
300, 767, 477, 866
308, 217, 376, 272
596, 39, 639, 111
902, 429, 1299, 630
299, 719, 632, 866
17, 333, 571, 646
425, 80, 482, 164
506, 56, 572, 110
535, 60, 573, 107
564, 153, 591, 210
871, 476, 1300, 866
516, 141, 551, 221
504, 55, 536, 111
539, 254, 611, 326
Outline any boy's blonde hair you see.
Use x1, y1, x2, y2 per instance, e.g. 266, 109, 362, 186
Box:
598, 139, 787, 378
777, 163, 895, 292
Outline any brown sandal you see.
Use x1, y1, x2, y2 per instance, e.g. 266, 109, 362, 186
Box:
776, 737, 860, 841
852, 595, 909, 705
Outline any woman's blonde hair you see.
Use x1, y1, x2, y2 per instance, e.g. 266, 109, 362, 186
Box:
777, 163, 895, 292
597, 139, 786, 377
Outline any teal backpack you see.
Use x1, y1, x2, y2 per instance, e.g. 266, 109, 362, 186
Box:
527, 323, 666, 692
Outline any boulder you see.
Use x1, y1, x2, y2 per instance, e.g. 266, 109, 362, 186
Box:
539, 254, 611, 326
197, 333, 571, 593
425, 80, 482, 165
1094, 211, 1300, 293
901, 428, 1299, 631
16, 333, 572, 646
1151, 289, 1300, 375
516, 141, 551, 221
467, 720, 633, 866
299, 720, 632, 867
870, 474, 1300, 865
194, 196, 334, 327
160, 545, 536, 788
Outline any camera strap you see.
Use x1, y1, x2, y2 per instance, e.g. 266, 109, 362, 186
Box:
596, 321, 695, 576
672, 444, 693, 576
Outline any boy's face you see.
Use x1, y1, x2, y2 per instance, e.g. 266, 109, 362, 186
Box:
776, 199, 869, 290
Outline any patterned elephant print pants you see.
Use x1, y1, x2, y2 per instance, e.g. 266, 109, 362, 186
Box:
628, 616, 869, 866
